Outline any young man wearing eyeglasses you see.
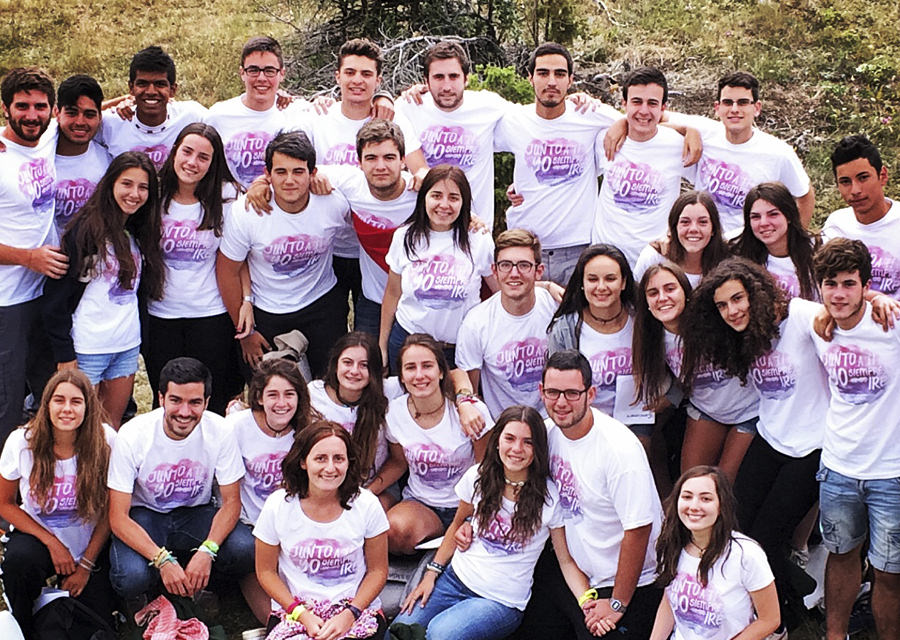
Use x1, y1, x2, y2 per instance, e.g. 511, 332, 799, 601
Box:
99, 46, 208, 170
206, 36, 302, 189
511, 349, 662, 640
664, 71, 814, 233
454, 229, 560, 418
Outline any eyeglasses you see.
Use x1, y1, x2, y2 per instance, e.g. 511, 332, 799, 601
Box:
242, 66, 282, 78
495, 260, 537, 274
718, 98, 755, 107
541, 388, 589, 401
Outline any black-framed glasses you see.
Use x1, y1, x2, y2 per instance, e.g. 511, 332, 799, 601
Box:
242, 66, 282, 78
718, 98, 755, 107
541, 387, 589, 401
495, 260, 536, 274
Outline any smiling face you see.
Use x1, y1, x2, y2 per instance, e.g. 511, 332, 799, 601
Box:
259, 374, 298, 432
2, 89, 53, 145
498, 420, 535, 476
749, 199, 790, 256
400, 345, 443, 401
583, 255, 625, 315
266, 151, 312, 212
48, 381, 86, 435
625, 83, 666, 142
425, 178, 463, 231
540, 367, 594, 431
676, 202, 714, 254
645, 269, 686, 329
159, 381, 208, 440
173, 133, 214, 189
129, 70, 175, 123
713, 278, 751, 332
336, 55, 381, 107
820, 269, 868, 330
493, 245, 543, 303
337, 345, 371, 397
678, 475, 721, 536
529, 54, 572, 109
714, 85, 760, 141
113, 166, 151, 216
239, 50, 284, 106
302, 435, 349, 494
56, 94, 101, 146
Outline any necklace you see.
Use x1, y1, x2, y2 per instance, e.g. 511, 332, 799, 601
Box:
409, 397, 445, 420
264, 418, 292, 437
335, 386, 361, 407
586, 305, 625, 325
689, 540, 708, 555
504, 477, 526, 489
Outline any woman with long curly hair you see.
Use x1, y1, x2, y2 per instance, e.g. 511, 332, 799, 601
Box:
651, 466, 779, 640
254, 422, 389, 639
0, 369, 115, 637
633, 191, 730, 287
42, 151, 165, 427
393, 406, 591, 640
731, 182, 820, 301
677, 258, 771, 480
144, 122, 244, 414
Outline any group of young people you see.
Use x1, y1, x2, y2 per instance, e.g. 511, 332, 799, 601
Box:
0, 28, 897, 640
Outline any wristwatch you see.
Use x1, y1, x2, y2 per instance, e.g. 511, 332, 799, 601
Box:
609, 598, 627, 613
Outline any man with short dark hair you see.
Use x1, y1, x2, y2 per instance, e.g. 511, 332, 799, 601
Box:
455, 229, 559, 418
822, 135, 900, 300
0, 67, 61, 444
666, 71, 813, 232
513, 350, 662, 639
107, 357, 252, 604
216, 131, 350, 376
495, 42, 621, 284
99, 46, 207, 170
53, 74, 111, 235
808, 238, 900, 640
593, 66, 696, 265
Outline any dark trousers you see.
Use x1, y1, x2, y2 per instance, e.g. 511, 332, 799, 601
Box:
333, 256, 361, 331
735, 436, 820, 627
2, 530, 114, 639
253, 286, 348, 379
144, 313, 242, 415
0, 299, 54, 446
511, 543, 662, 640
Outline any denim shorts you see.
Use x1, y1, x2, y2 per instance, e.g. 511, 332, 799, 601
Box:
407, 497, 458, 529
686, 402, 759, 435
817, 464, 900, 573
76, 345, 140, 384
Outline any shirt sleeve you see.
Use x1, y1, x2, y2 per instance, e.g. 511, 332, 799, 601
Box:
385, 228, 406, 274
454, 465, 478, 503
0, 430, 25, 481
454, 308, 483, 371
361, 490, 390, 537
393, 111, 422, 155
605, 436, 658, 530
738, 537, 776, 592
218, 200, 252, 262
777, 146, 812, 197
106, 430, 139, 493
213, 421, 246, 486
253, 492, 282, 545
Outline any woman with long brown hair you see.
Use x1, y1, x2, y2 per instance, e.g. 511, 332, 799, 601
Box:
0, 369, 115, 637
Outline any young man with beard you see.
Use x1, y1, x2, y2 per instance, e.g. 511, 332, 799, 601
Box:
0, 67, 62, 444
810, 238, 900, 640
107, 357, 252, 606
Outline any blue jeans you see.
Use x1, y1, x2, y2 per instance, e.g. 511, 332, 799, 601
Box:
391, 565, 523, 640
109, 504, 255, 598
355, 295, 382, 338
817, 465, 900, 573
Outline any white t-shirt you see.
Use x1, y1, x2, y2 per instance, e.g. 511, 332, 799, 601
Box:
455, 289, 557, 418
548, 408, 661, 587
72, 239, 142, 355
579, 317, 635, 416
395, 90, 510, 224
253, 488, 389, 609
304, 104, 421, 258
667, 534, 774, 640
0, 425, 116, 560
225, 408, 294, 525
450, 466, 563, 610
749, 298, 828, 457
53, 142, 111, 235
664, 331, 759, 424
107, 408, 244, 512
219, 193, 350, 313
593, 127, 696, 266
323, 165, 418, 302
386, 225, 494, 343
822, 201, 900, 299
206, 95, 290, 188
811, 303, 900, 478
495, 103, 619, 249
633, 245, 702, 289
148, 199, 228, 318
0, 133, 57, 306
384, 394, 493, 508
99, 100, 208, 170
667, 113, 810, 234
